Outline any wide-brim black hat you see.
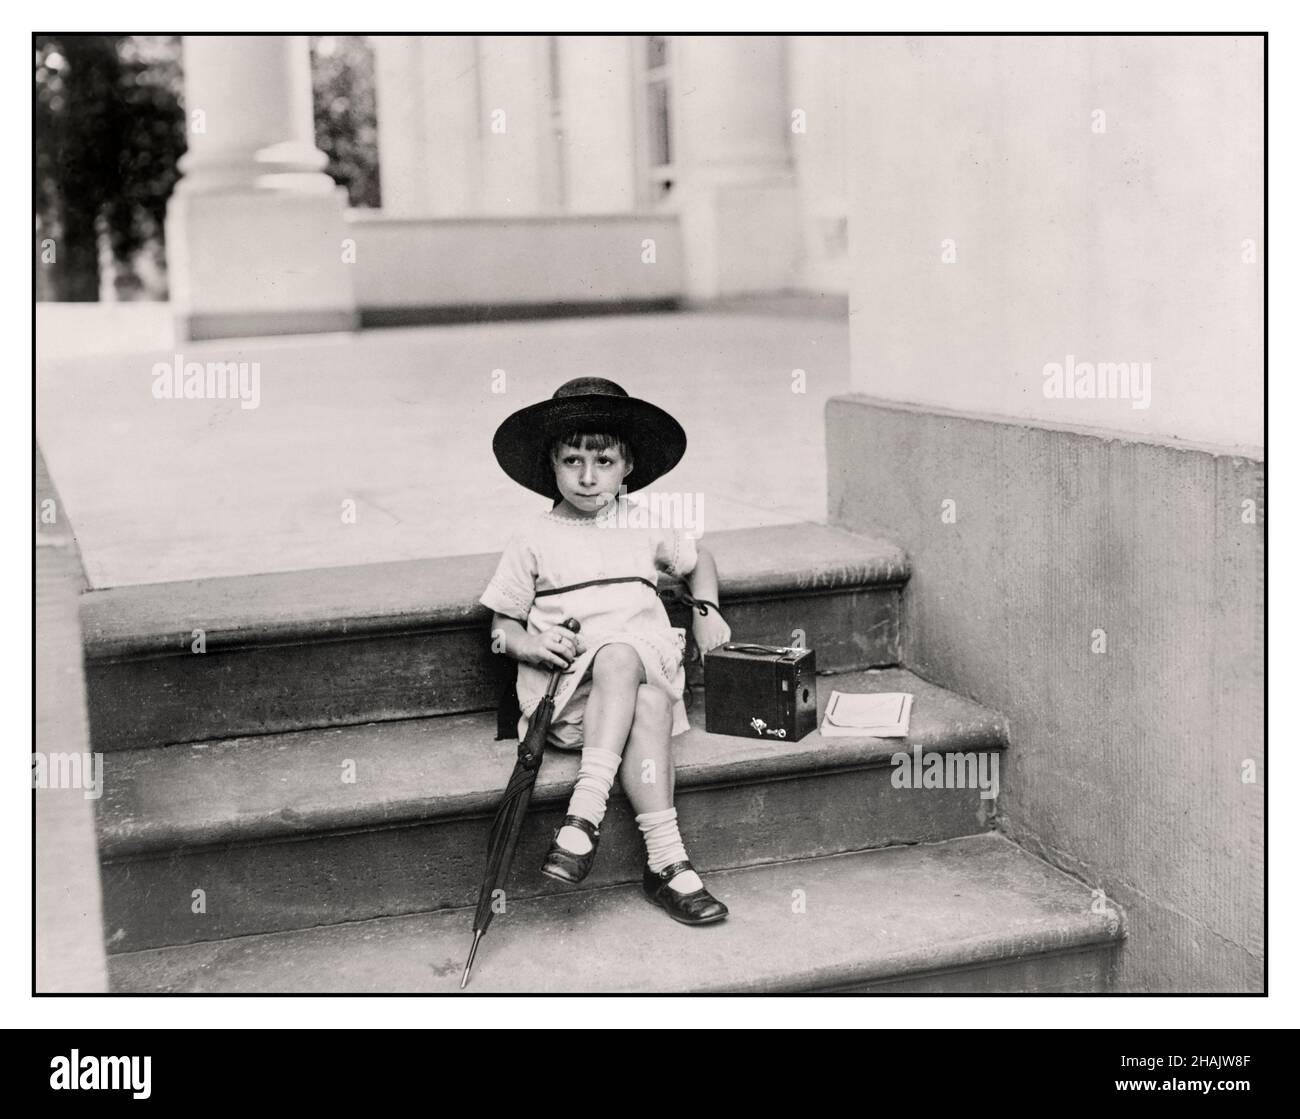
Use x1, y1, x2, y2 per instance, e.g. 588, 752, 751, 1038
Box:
492, 377, 687, 501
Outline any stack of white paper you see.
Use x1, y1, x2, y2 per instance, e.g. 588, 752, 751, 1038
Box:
820, 691, 914, 738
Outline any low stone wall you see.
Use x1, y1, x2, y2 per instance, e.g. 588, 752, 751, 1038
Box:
347, 211, 683, 324
827, 395, 1264, 992
35, 446, 109, 992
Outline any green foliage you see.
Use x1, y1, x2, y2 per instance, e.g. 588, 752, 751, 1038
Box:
35, 35, 186, 300
35, 34, 381, 301
311, 36, 381, 209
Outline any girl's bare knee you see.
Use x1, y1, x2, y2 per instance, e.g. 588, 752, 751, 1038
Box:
591, 643, 644, 688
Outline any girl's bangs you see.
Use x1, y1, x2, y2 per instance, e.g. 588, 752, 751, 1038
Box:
551, 431, 632, 456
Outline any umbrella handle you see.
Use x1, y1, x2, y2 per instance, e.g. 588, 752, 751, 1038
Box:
515, 619, 581, 771
541, 618, 582, 701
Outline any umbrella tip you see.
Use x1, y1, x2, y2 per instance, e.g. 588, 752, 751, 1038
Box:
460, 931, 483, 990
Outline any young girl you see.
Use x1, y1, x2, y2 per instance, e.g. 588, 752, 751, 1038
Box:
479, 376, 732, 925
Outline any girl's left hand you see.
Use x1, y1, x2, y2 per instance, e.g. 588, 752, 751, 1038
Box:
692, 611, 731, 656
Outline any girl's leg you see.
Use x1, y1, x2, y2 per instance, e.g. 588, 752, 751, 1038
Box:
622, 685, 704, 893
580, 643, 646, 754
619, 685, 675, 814
555, 644, 645, 855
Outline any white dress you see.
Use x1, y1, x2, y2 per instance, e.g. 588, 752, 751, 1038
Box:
478, 493, 699, 749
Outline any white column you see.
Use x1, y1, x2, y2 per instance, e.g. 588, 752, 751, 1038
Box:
476, 36, 558, 214
670, 35, 801, 299
166, 35, 357, 339
422, 37, 485, 215
557, 36, 637, 213
372, 35, 481, 216
370, 36, 429, 216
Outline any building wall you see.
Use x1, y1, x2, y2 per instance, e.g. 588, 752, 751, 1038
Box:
788, 36, 849, 295
830, 36, 1264, 991
845, 35, 1263, 450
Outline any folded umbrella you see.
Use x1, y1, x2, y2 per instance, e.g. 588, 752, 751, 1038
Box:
460, 617, 581, 990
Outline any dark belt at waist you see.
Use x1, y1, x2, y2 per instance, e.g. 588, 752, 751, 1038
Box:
533, 576, 718, 617
534, 576, 659, 597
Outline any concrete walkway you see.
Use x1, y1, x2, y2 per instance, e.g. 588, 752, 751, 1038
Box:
37, 307, 848, 588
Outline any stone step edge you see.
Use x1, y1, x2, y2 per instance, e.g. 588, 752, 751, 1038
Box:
80, 522, 909, 660
96, 667, 1007, 860
103, 835, 1125, 994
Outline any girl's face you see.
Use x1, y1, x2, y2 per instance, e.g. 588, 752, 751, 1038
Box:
550, 438, 633, 515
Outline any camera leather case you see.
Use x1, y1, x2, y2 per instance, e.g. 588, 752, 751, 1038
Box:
702, 643, 817, 742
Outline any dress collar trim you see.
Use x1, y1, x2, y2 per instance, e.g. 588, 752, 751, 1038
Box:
542, 495, 641, 526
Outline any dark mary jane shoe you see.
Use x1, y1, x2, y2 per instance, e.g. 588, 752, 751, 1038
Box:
642, 860, 729, 926
540, 815, 601, 884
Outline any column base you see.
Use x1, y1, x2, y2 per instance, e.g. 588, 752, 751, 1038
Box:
676, 179, 803, 301
167, 186, 358, 342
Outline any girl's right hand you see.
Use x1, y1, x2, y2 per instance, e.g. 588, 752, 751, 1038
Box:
520, 625, 585, 670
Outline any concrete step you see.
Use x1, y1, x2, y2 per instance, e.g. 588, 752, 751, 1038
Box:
106, 834, 1124, 993
96, 668, 1005, 953
81, 523, 908, 751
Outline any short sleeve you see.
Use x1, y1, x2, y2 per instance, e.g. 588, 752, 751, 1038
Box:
479, 533, 537, 622
653, 525, 698, 578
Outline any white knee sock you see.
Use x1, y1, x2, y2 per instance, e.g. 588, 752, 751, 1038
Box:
635, 807, 703, 892
558, 747, 622, 854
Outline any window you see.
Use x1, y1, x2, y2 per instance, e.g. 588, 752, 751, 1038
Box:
642, 35, 674, 204
547, 35, 567, 210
